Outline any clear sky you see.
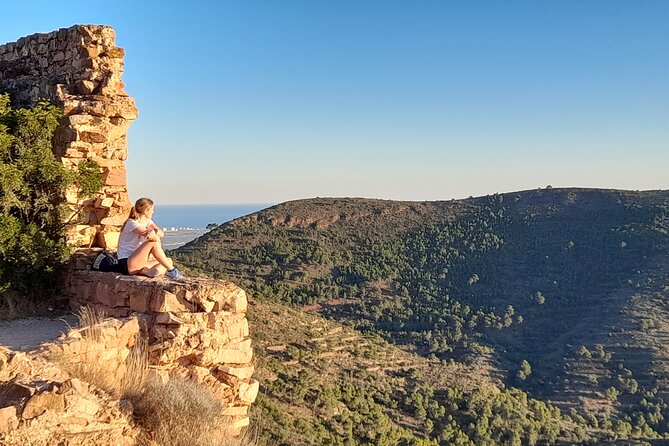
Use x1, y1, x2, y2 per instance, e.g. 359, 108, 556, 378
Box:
2, 1, 668, 204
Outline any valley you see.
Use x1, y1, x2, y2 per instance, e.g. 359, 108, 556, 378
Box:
174, 188, 669, 445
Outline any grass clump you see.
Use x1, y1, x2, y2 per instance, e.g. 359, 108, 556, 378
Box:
134, 378, 223, 446
51, 306, 121, 394
75, 305, 106, 341
53, 306, 258, 445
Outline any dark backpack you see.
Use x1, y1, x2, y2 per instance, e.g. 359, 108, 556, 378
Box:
92, 250, 121, 273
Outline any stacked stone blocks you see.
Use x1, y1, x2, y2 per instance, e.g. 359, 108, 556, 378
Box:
63, 270, 258, 433
0, 23, 257, 438
0, 348, 137, 444
0, 25, 138, 250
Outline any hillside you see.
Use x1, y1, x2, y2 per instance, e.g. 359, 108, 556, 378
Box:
174, 188, 669, 444
249, 299, 592, 445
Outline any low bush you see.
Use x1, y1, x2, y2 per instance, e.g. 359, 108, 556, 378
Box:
0, 93, 101, 308
52, 306, 257, 445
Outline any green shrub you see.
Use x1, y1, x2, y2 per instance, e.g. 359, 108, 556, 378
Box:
0, 93, 100, 300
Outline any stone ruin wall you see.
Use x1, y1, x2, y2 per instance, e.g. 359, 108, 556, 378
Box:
0, 25, 137, 250
61, 268, 258, 434
1, 347, 138, 444
0, 26, 258, 439
1, 261, 258, 439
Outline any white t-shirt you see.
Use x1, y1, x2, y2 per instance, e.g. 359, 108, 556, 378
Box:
117, 218, 155, 259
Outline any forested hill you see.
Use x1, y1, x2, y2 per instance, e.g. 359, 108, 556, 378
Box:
174, 188, 669, 444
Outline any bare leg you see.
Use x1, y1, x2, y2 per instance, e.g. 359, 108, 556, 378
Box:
147, 241, 174, 271
138, 260, 163, 277
145, 260, 168, 276
127, 241, 174, 275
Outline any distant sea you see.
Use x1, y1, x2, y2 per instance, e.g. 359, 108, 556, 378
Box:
154, 204, 272, 250
154, 204, 272, 229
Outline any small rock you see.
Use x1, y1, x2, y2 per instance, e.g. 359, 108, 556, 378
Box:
238, 380, 259, 404
21, 392, 66, 419
0, 405, 19, 434
74, 397, 100, 416
0, 382, 35, 405
60, 378, 88, 395
58, 415, 89, 427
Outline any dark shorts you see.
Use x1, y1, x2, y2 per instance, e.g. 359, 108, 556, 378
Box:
118, 258, 129, 275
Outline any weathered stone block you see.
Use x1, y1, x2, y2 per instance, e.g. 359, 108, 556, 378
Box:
231, 416, 250, 430
96, 228, 120, 250
238, 380, 259, 404
103, 167, 126, 186
0, 405, 19, 434
117, 317, 139, 347
100, 214, 128, 227
213, 284, 248, 313
150, 290, 194, 313
128, 287, 150, 312
198, 338, 253, 366
226, 318, 249, 340
154, 312, 187, 325
22, 392, 66, 419
218, 364, 254, 381
222, 405, 249, 417
94, 281, 126, 307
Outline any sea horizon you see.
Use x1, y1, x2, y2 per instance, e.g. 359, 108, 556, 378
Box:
153, 203, 273, 230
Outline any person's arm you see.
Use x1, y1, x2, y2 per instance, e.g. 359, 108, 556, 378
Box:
146, 219, 164, 238
131, 224, 160, 242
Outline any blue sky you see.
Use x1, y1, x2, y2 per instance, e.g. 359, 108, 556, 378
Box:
3, 1, 668, 204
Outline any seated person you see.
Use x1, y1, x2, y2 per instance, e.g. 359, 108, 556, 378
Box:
117, 197, 183, 279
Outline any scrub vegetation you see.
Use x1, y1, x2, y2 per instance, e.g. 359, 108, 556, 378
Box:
175, 189, 669, 445
0, 93, 101, 309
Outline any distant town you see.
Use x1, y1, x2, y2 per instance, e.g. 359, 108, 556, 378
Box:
161, 227, 208, 249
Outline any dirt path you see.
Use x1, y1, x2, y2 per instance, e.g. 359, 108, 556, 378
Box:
0, 315, 77, 351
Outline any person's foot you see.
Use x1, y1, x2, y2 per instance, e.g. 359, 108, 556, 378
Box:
165, 267, 184, 280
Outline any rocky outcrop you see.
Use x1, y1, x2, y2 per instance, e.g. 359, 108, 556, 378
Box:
0, 25, 137, 250
0, 347, 138, 445
0, 275, 257, 442
49, 317, 141, 389
62, 269, 257, 434
1, 25, 257, 440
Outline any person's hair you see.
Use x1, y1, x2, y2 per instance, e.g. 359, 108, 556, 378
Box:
122, 197, 154, 230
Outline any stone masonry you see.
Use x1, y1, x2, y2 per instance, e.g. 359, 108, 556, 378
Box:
1, 25, 257, 438
0, 25, 138, 250
0, 347, 138, 444
62, 269, 258, 434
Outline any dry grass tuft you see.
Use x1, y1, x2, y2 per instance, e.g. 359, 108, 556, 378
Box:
134, 378, 257, 446
51, 307, 258, 445
75, 305, 106, 340
50, 306, 117, 393
51, 305, 129, 395
56, 353, 119, 394
122, 336, 149, 397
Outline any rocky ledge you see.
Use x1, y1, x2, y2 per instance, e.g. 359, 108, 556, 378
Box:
61, 270, 257, 434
